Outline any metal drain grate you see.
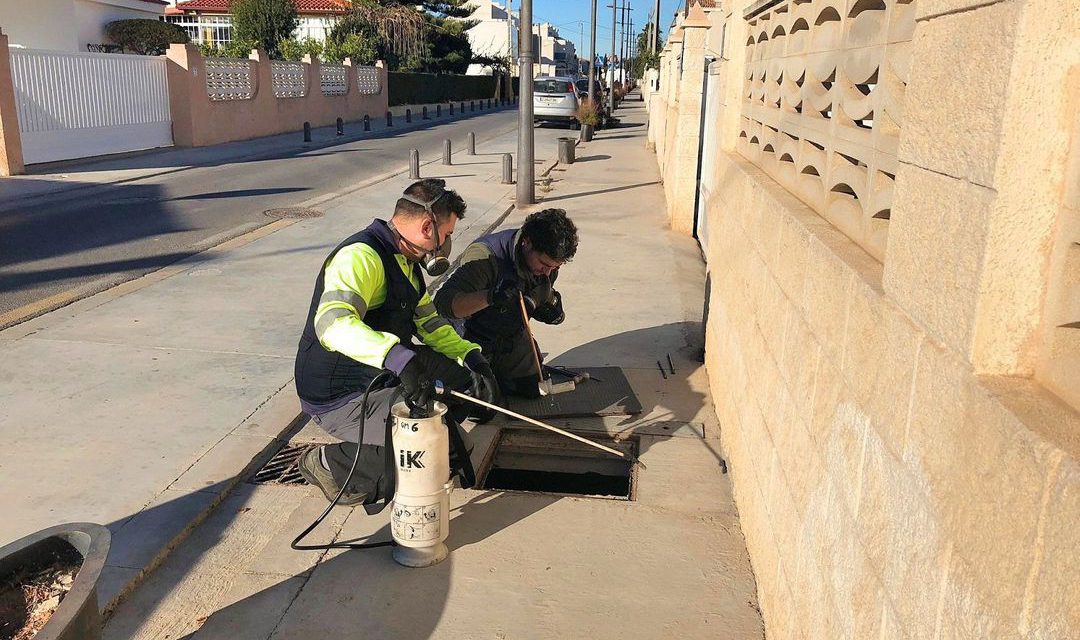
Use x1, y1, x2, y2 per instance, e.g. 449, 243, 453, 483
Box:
263, 207, 324, 219
250, 443, 312, 485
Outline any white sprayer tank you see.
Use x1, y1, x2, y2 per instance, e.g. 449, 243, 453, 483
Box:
390, 401, 452, 568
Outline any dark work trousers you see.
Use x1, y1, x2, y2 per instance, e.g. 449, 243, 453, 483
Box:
470, 331, 543, 399
309, 346, 475, 501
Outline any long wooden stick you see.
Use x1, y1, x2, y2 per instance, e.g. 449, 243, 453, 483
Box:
518, 292, 545, 385
447, 390, 630, 461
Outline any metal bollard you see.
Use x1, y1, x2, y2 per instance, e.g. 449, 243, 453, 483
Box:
487, 99, 492, 109
470, 101, 475, 112
406, 108, 412, 123
460, 101, 465, 113
303, 121, 311, 142
442, 139, 452, 165
336, 117, 344, 136
467, 132, 476, 155
501, 153, 513, 184
558, 137, 576, 164
422, 106, 429, 120
449, 102, 455, 116
363, 114, 370, 131
436, 104, 441, 117
409, 149, 420, 179
386, 111, 393, 127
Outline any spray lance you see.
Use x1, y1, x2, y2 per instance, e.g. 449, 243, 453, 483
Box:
292, 374, 644, 568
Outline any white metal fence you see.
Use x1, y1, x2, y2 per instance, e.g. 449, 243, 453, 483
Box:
9, 49, 172, 164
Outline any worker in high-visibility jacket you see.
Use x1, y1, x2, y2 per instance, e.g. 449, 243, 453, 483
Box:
294, 178, 498, 506
434, 209, 578, 398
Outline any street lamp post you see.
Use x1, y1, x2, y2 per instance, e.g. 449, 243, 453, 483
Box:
588, 0, 597, 107
609, 0, 616, 115
517, 0, 535, 205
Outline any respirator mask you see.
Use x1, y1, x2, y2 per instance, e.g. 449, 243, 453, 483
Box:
396, 188, 452, 276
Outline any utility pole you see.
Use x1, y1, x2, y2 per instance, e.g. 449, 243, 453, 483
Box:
629, 17, 634, 82
588, 0, 597, 106
620, 2, 630, 86
652, 0, 661, 52
609, 0, 617, 114
517, 0, 534, 204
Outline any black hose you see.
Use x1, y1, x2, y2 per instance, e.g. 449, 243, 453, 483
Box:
291, 372, 397, 550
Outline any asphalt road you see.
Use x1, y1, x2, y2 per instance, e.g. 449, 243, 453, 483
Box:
0, 110, 562, 322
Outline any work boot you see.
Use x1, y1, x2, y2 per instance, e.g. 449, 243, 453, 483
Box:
297, 446, 367, 506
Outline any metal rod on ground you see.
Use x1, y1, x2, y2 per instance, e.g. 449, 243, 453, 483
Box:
445, 389, 634, 462
336, 117, 343, 136
468, 132, 476, 155
443, 139, 452, 165
517, 0, 536, 205
303, 121, 311, 142
409, 149, 420, 179
502, 153, 513, 184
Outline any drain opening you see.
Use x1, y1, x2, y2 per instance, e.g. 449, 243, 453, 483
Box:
479, 429, 637, 500
251, 443, 311, 485
264, 207, 324, 219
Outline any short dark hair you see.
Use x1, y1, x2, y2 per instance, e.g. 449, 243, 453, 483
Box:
394, 179, 467, 222
522, 208, 578, 262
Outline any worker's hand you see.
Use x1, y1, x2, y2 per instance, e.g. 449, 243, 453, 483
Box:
532, 290, 565, 325
488, 279, 535, 314
464, 351, 499, 423
397, 356, 435, 410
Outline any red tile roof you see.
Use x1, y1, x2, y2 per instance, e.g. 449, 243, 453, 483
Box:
174, 0, 350, 15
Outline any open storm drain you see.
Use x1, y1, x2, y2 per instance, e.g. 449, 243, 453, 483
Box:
263, 207, 324, 219
251, 443, 311, 485
479, 429, 637, 500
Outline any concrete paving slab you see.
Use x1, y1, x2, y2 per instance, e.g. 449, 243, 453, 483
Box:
170, 434, 280, 494
106, 488, 221, 571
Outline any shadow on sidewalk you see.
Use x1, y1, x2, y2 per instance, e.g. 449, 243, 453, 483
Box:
540, 180, 659, 204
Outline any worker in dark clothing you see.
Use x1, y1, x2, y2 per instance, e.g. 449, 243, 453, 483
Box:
294, 178, 498, 506
433, 209, 578, 398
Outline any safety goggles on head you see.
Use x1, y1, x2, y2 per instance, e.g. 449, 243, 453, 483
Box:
399, 187, 453, 276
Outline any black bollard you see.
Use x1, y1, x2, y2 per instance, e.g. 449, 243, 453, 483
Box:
487, 99, 492, 109
409, 149, 420, 179
363, 114, 370, 131
436, 104, 441, 117
406, 108, 412, 123
386, 111, 392, 127
470, 100, 475, 112
336, 117, 344, 136
449, 102, 455, 116
467, 132, 476, 155
460, 101, 465, 113
422, 106, 429, 120
501, 153, 513, 184
442, 139, 452, 165
303, 121, 311, 142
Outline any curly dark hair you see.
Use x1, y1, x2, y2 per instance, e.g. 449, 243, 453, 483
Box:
521, 208, 578, 262
394, 178, 467, 222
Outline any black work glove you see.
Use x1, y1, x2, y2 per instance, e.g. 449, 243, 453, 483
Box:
397, 356, 435, 411
532, 290, 565, 325
488, 279, 535, 315
464, 351, 499, 423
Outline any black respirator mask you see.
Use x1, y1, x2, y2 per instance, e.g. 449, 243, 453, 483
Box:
395, 189, 452, 277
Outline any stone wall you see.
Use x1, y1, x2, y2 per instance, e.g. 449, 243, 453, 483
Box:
647, 0, 1080, 637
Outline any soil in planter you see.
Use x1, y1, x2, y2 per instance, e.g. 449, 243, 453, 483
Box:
0, 540, 81, 640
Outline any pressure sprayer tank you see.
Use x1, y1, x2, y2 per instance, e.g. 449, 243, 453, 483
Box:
389, 401, 452, 568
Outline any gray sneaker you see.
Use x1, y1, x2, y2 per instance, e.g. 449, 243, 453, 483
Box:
297, 446, 368, 506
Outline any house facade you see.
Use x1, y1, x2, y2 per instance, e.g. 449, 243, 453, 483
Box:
0, 0, 168, 52
164, 0, 349, 48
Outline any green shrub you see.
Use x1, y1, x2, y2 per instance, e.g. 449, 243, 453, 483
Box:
278, 36, 324, 61
104, 19, 189, 55
198, 38, 258, 59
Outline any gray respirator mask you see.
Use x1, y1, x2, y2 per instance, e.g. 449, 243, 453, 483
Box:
397, 190, 452, 277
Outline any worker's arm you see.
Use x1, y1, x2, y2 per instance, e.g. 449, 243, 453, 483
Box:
433, 243, 500, 319
315, 244, 403, 369
414, 289, 482, 362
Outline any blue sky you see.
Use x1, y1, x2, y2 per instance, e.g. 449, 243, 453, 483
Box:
524, 0, 681, 58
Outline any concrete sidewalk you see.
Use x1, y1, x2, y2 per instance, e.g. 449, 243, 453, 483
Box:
0, 119, 568, 610
100, 96, 764, 639
0, 99, 515, 211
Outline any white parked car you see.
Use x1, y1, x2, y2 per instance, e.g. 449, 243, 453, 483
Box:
533, 76, 580, 129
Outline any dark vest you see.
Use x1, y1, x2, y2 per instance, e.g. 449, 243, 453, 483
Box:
295, 219, 423, 403
464, 228, 552, 351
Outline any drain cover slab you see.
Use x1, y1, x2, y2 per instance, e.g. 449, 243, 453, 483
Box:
264, 207, 323, 219
505, 367, 641, 418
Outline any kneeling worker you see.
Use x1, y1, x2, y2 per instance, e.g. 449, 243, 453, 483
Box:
434, 209, 578, 398
294, 178, 498, 506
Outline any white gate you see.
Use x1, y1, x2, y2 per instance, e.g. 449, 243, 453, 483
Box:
9, 49, 172, 164
694, 60, 721, 258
